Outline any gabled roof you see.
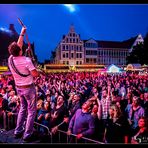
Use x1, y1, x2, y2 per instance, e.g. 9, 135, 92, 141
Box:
121, 35, 138, 48
83, 38, 96, 43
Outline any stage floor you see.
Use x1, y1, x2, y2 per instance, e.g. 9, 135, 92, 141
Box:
0, 129, 42, 144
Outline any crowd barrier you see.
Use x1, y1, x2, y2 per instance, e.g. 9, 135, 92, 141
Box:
1, 112, 104, 144
56, 129, 104, 144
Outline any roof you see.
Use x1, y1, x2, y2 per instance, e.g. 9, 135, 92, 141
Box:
83, 35, 138, 49
121, 35, 138, 48
98, 40, 124, 48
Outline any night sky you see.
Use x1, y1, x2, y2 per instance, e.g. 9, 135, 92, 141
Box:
0, 4, 148, 62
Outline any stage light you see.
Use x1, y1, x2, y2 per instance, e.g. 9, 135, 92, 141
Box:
63, 4, 76, 13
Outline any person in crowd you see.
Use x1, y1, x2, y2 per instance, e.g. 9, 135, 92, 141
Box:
68, 93, 81, 120
131, 117, 148, 144
142, 92, 148, 118
67, 100, 95, 143
0, 94, 9, 128
37, 101, 50, 133
125, 96, 145, 137
50, 95, 68, 142
7, 98, 20, 129
104, 104, 129, 143
98, 89, 111, 141
91, 102, 102, 141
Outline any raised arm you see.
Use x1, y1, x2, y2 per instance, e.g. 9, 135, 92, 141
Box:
17, 27, 26, 49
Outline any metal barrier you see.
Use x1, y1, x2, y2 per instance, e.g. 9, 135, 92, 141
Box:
57, 129, 104, 144
2, 111, 17, 130
34, 121, 52, 143
1, 112, 104, 144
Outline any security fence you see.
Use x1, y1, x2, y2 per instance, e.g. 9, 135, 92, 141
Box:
1, 112, 104, 144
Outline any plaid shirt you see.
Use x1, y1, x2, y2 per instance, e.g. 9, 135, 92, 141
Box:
100, 97, 111, 119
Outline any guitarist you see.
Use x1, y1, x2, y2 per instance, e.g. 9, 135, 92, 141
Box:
8, 26, 39, 142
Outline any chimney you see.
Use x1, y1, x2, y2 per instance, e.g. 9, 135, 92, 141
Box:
9, 24, 19, 37
9, 24, 16, 32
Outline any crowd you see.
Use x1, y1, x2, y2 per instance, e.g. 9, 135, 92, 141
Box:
0, 71, 148, 144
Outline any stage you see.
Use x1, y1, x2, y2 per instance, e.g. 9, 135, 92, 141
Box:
0, 129, 44, 144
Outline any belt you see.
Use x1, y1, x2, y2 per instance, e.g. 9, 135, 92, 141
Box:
16, 83, 34, 89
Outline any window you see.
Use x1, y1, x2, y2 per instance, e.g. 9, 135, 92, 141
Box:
67, 61, 69, 65
106, 50, 108, 56
94, 59, 96, 63
112, 51, 114, 56
86, 58, 89, 63
71, 53, 74, 58
98, 51, 100, 56
66, 45, 68, 50
94, 51, 97, 55
80, 61, 82, 65
66, 53, 68, 58
63, 53, 65, 58
86, 51, 88, 55
63, 45, 65, 50
76, 61, 79, 65
80, 53, 82, 58
76, 53, 79, 58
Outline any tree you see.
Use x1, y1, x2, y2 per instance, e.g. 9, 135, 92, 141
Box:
126, 33, 148, 65
143, 32, 148, 64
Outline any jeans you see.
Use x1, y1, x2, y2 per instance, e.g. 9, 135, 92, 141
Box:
14, 85, 36, 139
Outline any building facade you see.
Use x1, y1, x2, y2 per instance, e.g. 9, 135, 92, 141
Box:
52, 25, 144, 66
54, 25, 84, 65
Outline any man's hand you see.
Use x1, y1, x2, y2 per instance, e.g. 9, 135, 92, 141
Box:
63, 117, 69, 123
67, 130, 72, 136
76, 133, 83, 139
20, 26, 27, 36
128, 119, 133, 125
38, 114, 44, 120
7, 112, 13, 117
51, 126, 58, 134
45, 113, 50, 120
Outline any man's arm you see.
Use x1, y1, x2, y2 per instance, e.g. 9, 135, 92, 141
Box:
30, 69, 39, 77
17, 27, 26, 49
